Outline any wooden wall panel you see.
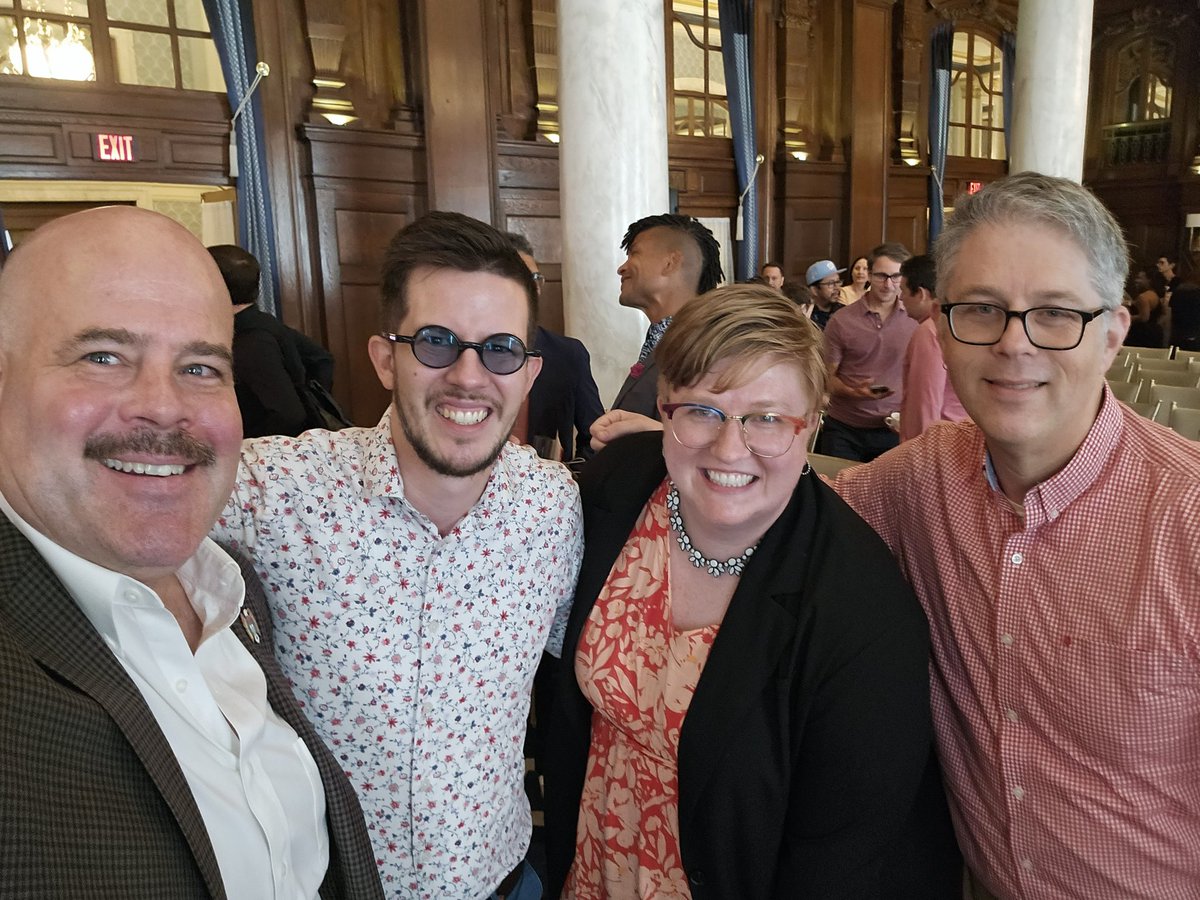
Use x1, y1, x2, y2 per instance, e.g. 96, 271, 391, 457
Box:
886, 166, 929, 254
848, 0, 893, 255
777, 162, 851, 282
497, 139, 564, 332
305, 125, 428, 425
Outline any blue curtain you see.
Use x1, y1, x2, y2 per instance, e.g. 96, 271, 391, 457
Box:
1001, 30, 1016, 162
201, 0, 279, 315
718, 0, 756, 282
928, 21, 953, 243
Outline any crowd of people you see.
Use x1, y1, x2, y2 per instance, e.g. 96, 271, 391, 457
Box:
1, 170, 1198, 900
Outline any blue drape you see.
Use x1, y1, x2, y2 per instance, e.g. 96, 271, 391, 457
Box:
718, 0, 756, 282
201, 0, 279, 314
928, 21, 953, 243
1001, 30, 1016, 160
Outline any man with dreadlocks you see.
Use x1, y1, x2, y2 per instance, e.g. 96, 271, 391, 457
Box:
610, 214, 724, 420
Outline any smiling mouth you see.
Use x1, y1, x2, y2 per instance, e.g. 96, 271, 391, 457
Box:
987, 378, 1045, 391
704, 469, 756, 488
102, 458, 187, 477
437, 406, 489, 426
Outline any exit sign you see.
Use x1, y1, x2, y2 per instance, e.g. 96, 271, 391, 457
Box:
93, 133, 137, 162
966, 180, 983, 194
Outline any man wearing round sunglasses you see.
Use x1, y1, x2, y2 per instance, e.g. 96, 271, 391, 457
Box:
818, 242, 919, 462
214, 212, 584, 900
837, 173, 1200, 899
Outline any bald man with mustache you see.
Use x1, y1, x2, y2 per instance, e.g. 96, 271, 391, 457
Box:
0, 207, 382, 900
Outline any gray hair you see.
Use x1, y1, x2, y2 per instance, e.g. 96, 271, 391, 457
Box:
934, 172, 1129, 311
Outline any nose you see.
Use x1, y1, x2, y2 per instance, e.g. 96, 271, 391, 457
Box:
617, 259, 630, 278
121, 361, 190, 427
709, 416, 749, 461
994, 311, 1036, 355
443, 345, 492, 388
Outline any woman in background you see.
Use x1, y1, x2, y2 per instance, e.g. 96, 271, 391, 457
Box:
839, 255, 870, 305
545, 285, 958, 899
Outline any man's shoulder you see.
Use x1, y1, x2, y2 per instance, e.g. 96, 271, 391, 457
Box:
499, 442, 579, 494
238, 423, 380, 479
837, 421, 980, 499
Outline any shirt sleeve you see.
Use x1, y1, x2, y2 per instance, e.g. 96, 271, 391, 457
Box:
543, 477, 584, 658
211, 448, 267, 553
823, 314, 846, 369
900, 324, 946, 442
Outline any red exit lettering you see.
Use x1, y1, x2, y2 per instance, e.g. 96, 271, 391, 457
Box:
966, 180, 983, 194
93, 133, 136, 162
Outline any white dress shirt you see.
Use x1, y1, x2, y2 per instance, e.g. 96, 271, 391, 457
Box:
0, 491, 330, 900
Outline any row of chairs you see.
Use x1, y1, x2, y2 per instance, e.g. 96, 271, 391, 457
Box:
1115, 346, 1200, 363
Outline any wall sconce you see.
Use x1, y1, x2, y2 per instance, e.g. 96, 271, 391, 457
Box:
791, 150, 808, 161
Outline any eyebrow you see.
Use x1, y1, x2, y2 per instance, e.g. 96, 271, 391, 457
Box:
950, 286, 1086, 306
63, 328, 233, 365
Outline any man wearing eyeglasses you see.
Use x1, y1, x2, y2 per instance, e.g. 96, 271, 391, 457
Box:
804, 258, 847, 330
817, 243, 918, 461
213, 212, 584, 900
837, 173, 1200, 899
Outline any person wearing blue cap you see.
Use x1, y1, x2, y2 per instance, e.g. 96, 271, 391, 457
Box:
805, 259, 847, 330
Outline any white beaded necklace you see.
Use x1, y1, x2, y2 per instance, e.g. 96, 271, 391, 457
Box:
666, 483, 758, 578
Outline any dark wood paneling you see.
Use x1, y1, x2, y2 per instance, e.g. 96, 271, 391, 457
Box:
848, 0, 893, 255
886, 166, 930, 254
498, 139, 564, 332
304, 125, 428, 425
778, 161, 850, 282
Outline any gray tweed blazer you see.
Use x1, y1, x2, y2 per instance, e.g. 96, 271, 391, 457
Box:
0, 515, 384, 900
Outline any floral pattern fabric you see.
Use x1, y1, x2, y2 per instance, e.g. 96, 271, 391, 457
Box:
212, 413, 584, 899
566, 480, 717, 899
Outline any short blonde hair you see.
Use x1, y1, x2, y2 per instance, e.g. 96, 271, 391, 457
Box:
656, 284, 826, 415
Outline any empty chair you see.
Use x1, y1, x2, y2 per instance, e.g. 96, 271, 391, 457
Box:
807, 452, 860, 478
1174, 348, 1200, 364
1107, 379, 1141, 403
1140, 368, 1200, 389
1127, 345, 1172, 360
1166, 403, 1200, 441
1126, 401, 1162, 420
1106, 360, 1134, 382
1147, 383, 1200, 418
1134, 358, 1190, 378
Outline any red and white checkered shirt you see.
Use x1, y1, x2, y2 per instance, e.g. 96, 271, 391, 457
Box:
837, 388, 1200, 900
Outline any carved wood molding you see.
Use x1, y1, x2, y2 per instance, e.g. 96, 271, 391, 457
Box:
302, 0, 358, 125
1095, 4, 1193, 39
928, 0, 1016, 32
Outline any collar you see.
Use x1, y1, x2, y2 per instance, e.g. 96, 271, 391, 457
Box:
360, 406, 515, 523
0, 489, 245, 647
982, 384, 1122, 525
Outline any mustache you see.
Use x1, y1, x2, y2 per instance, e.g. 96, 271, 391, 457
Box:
83, 428, 217, 468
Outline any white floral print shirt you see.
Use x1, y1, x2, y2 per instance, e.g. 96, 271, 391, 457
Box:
213, 413, 583, 898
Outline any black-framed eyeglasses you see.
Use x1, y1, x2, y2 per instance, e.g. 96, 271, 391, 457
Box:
661, 402, 807, 458
870, 272, 903, 283
815, 279, 842, 290
941, 302, 1107, 351
381, 325, 540, 375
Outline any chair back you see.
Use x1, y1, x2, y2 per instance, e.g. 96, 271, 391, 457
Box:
1107, 380, 1140, 403
1125, 401, 1161, 420
808, 453, 860, 478
1140, 368, 1200, 388
1148, 382, 1200, 415
1126, 345, 1172, 360
1166, 403, 1200, 441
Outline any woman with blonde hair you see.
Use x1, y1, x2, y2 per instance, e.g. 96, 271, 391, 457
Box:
545, 285, 957, 899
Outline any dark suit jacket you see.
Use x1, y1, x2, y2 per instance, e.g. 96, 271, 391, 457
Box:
610, 358, 661, 420
234, 306, 335, 438
544, 432, 960, 899
528, 326, 604, 461
0, 516, 383, 900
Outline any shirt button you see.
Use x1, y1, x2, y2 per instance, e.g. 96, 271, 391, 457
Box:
124, 589, 140, 602
1006, 709, 1019, 722
1011, 552, 1024, 565
1000, 634, 1014, 646
1022, 858, 1034, 872
174, 679, 188, 693
1012, 786, 1025, 800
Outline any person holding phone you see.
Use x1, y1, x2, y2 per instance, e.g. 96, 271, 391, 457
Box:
817, 242, 918, 462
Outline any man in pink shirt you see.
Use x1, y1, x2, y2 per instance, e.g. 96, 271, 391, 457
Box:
837, 173, 1200, 899
818, 242, 919, 461
896, 254, 968, 441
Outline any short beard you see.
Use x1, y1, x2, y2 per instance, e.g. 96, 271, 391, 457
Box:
84, 427, 216, 467
394, 394, 508, 479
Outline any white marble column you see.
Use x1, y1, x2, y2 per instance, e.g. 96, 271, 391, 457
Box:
558, 0, 670, 406
1009, 0, 1093, 181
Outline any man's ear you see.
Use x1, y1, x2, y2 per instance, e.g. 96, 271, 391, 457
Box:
367, 334, 397, 391
661, 249, 683, 277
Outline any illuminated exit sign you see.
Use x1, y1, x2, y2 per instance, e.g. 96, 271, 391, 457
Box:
92, 133, 137, 162
966, 180, 983, 194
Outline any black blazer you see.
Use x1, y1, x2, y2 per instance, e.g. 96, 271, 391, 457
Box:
528, 326, 605, 461
544, 432, 959, 899
0, 516, 384, 900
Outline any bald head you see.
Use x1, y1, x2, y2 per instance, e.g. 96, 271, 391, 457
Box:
0, 207, 230, 354
0, 206, 242, 587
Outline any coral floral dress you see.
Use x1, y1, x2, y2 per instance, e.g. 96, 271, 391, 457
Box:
564, 481, 719, 899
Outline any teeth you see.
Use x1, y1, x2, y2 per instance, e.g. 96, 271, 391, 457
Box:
103, 459, 186, 477
439, 407, 488, 426
705, 470, 754, 488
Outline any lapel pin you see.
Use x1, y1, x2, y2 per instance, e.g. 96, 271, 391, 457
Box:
239, 607, 262, 644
